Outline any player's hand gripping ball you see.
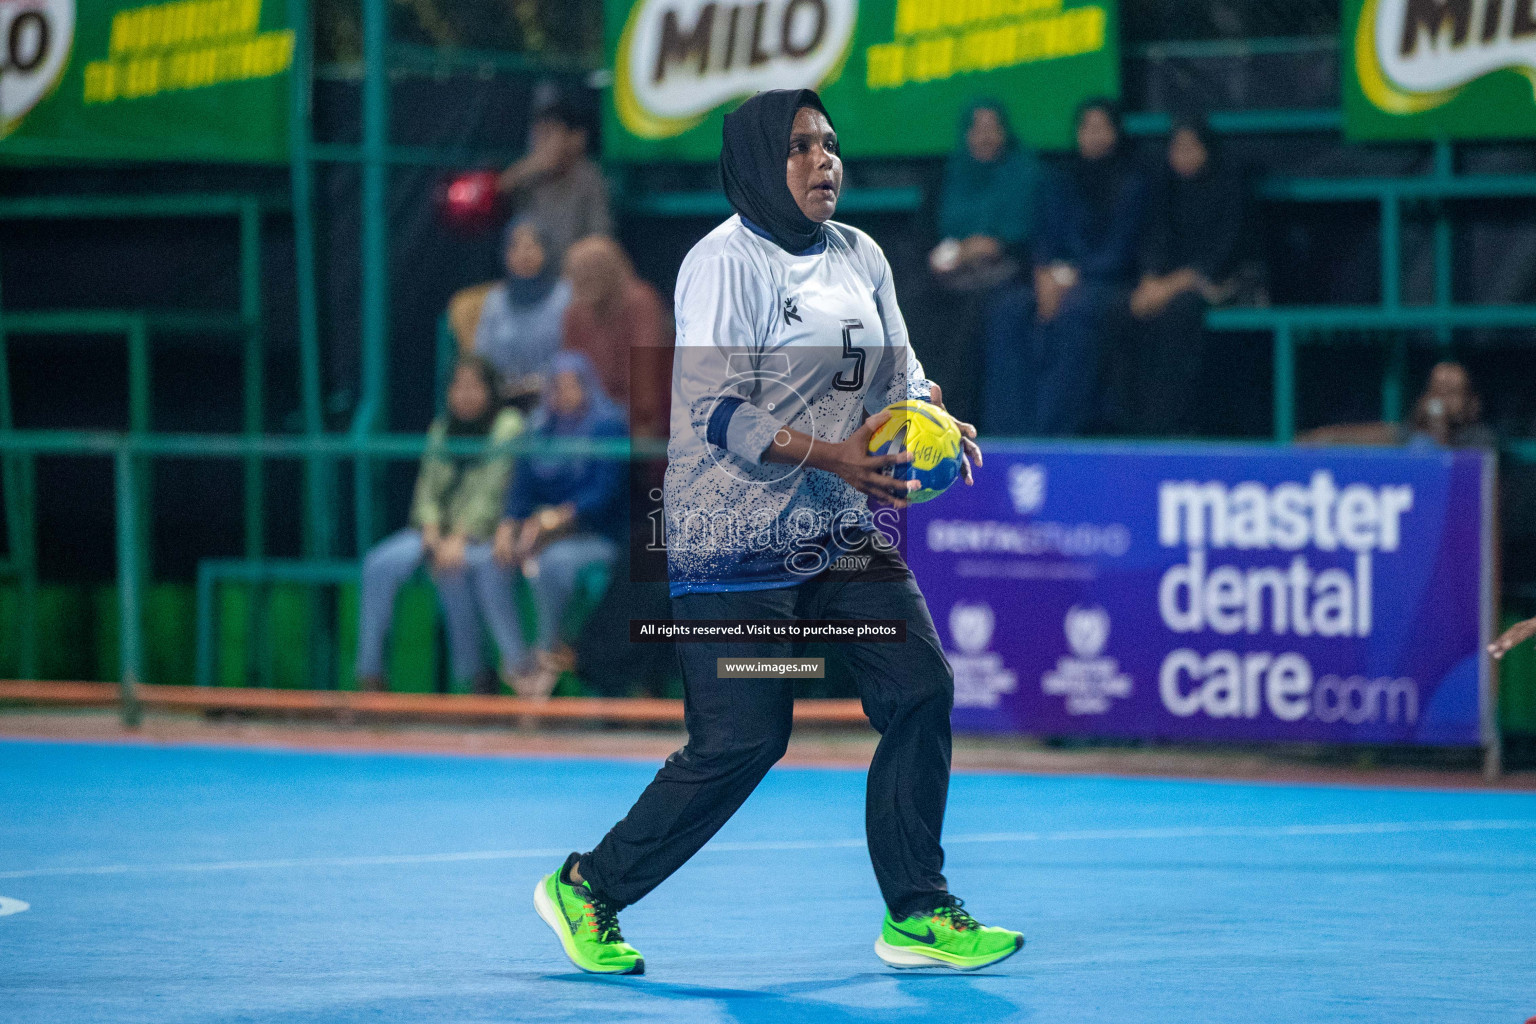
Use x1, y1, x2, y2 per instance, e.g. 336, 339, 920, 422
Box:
867, 400, 963, 504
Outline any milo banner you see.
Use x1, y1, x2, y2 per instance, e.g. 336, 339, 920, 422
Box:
604, 0, 1121, 160
907, 443, 1494, 747
0, 0, 293, 163
1345, 0, 1536, 139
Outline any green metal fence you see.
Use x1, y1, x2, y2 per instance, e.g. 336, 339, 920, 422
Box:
5, 0, 1536, 738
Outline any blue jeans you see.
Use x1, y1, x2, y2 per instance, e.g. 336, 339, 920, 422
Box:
431, 540, 529, 681
356, 528, 528, 685
528, 534, 617, 652
982, 281, 1119, 436
981, 283, 1035, 436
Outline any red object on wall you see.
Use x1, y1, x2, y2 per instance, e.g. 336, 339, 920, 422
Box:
437, 170, 503, 233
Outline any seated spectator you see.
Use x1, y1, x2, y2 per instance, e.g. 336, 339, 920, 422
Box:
471, 217, 571, 408
932, 101, 1039, 288
985, 98, 1146, 436
496, 98, 612, 262
925, 100, 1040, 429
356, 356, 526, 694
494, 352, 627, 698
1129, 112, 1246, 436
1298, 361, 1496, 449
560, 235, 674, 438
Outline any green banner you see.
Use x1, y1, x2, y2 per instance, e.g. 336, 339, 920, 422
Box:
1344, 0, 1536, 140
0, 0, 293, 163
603, 0, 1120, 161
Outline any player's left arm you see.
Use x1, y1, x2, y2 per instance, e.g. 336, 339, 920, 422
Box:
862, 237, 982, 484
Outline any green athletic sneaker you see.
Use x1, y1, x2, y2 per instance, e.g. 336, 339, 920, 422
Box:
533, 854, 644, 975
874, 894, 1024, 971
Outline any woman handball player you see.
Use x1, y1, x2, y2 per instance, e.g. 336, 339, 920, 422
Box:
533, 88, 1025, 975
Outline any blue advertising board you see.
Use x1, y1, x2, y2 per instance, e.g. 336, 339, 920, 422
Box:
906, 443, 1494, 748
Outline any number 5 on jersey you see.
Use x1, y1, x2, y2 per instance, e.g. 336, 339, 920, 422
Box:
834, 319, 865, 392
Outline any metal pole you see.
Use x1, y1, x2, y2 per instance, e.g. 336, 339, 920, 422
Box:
1273, 324, 1295, 443
127, 315, 153, 599
288, 0, 335, 688
240, 201, 267, 687
115, 447, 143, 727
1433, 140, 1454, 350
195, 560, 216, 687
1380, 194, 1401, 310
356, 0, 390, 553
289, 0, 328, 553
240, 201, 265, 561
1382, 335, 1407, 423
0, 285, 38, 678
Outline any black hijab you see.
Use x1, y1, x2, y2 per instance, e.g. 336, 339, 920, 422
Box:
1146, 111, 1243, 278
446, 355, 499, 437
720, 89, 834, 254
1071, 98, 1131, 242
502, 215, 560, 308
435, 354, 502, 512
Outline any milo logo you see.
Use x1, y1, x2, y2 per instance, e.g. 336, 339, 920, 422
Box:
614, 0, 857, 139
1358, 0, 1536, 113
0, 0, 74, 136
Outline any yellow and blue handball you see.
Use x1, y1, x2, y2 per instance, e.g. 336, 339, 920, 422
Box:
866, 400, 963, 504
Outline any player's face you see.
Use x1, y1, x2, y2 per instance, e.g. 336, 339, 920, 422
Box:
786, 106, 842, 224
1077, 107, 1118, 161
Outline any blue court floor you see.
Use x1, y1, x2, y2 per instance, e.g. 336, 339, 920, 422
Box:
1, 739, 1533, 1024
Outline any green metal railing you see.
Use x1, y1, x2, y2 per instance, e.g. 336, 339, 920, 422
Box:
0, 193, 283, 677
8, 6, 1536, 710
0, 430, 647, 714
1205, 141, 1536, 440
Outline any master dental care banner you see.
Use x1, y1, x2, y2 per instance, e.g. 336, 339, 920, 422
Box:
0, 0, 293, 162
907, 444, 1493, 747
604, 0, 1120, 160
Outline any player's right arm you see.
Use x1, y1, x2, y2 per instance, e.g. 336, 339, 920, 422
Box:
674, 253, 785, 467
762, 415, 916, 507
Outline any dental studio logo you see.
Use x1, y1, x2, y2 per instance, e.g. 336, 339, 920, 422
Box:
1, 0, 74, 136
1007, 463, 1045, 516
614, 0, 858, 139
1357, 0, 1536, 115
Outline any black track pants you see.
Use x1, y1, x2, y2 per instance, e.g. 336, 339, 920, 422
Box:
579, 540, 955, 919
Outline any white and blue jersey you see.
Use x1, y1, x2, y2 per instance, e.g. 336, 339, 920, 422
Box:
664, 215, 934, 596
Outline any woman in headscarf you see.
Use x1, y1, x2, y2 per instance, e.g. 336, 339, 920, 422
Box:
932, 100, 1040, 289
492, 351, 627, 699
355, 355, 525, 694
529, 90, 1020, 979
473, 215, 571, 408
990, 98, 1146, 436
559, 235, 674, 439
1129, 112, 1246, 435
926, 100, 1041, 428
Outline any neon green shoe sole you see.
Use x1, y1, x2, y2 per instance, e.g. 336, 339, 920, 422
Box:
874, 899, 1024, 971
533, 870, 645, 975
874, 932, 1023, 971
